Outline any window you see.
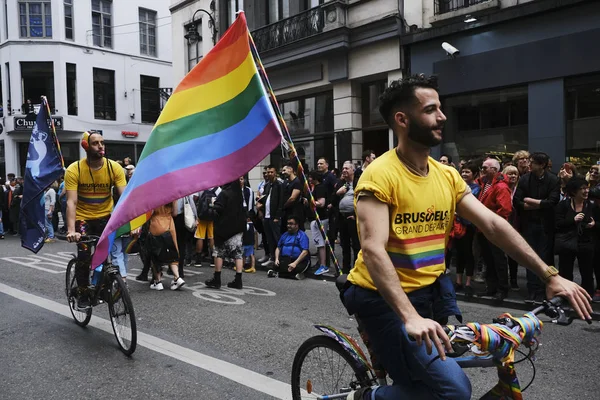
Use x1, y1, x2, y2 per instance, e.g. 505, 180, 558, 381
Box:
92, 0, 112, 48
0, 68, 3, 117
5, 62, 11, 116
93, 68, 115, 120
139, 8, 157, 56
66, 63, 77, 115
565, 74, 600, 170
361, 80, 388, 128
19, 0, 52, 38
187, 21, 202, 72
21, 62, 55, 113
441, 87, 529, 161
140, 75, 160, 123
64, 0, 73, 40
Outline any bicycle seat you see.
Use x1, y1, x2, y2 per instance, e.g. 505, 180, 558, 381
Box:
336, 274, 349, 293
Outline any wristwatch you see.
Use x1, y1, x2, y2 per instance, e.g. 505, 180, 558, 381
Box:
542, 265, 559, 282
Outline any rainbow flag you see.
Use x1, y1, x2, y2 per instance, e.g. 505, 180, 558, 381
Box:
91, 12, 282, 268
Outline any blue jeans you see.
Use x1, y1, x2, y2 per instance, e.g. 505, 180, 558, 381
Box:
0, 210, 4, 235
45, 212, 54, 239
343, 282, 471, 400
111, 236, 131, 277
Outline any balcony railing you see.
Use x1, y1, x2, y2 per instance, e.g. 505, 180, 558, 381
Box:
252, 6, 325, 53
434, 0, 490, 15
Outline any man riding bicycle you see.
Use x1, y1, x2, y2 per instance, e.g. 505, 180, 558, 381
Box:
64, 131, 127, 309
342, 75, 593, 400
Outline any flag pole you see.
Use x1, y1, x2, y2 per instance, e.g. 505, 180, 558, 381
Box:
247, 28, 342, 276
42, 96, 65, 169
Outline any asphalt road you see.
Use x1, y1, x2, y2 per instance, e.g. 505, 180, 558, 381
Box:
0, 235, 598, 400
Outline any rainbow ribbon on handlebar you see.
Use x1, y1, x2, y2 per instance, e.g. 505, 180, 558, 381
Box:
462, 312, 543, 364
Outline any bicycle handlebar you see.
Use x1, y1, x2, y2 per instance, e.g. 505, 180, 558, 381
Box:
55, 234, 100, 244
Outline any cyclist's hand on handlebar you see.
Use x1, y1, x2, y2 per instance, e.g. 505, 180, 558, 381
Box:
546, 275, 593, 321
405, 315, 452, 361
66, 231, 81, 243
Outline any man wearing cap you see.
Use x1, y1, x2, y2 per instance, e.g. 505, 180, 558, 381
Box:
64, 131, 127, 309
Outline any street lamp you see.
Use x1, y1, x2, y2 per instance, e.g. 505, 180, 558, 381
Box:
184, 2, 218, 46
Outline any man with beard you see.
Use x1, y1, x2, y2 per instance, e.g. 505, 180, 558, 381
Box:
64, 131, 127, 309
341, 74, 593, 400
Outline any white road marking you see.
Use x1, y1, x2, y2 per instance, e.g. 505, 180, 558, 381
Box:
0, 282, 293, 400
0, 256, 64, 274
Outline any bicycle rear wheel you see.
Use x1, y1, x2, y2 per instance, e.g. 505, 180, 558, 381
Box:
107, 274, 137, 356
291, 335, 372, 400
65, 259, 92, 327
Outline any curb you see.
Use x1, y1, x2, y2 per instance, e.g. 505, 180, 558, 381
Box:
455, 292, 600, 322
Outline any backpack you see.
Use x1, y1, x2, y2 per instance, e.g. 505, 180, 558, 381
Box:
197, 188, 218, 221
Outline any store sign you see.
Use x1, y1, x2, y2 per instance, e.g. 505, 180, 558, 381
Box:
14, 116, 63, 131
121, 131, 139, 138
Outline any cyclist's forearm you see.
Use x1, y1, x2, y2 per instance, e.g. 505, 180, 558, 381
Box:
66, 200, 77, 232
363, 246, 420, 322
482, 216, 547, 277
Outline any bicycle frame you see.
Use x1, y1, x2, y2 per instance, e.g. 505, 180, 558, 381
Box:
314, 304, 556, 400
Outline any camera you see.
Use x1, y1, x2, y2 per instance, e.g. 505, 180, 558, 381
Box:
442, 42, 460, 57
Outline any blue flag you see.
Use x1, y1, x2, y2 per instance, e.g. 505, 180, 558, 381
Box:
20, 97, 64, 253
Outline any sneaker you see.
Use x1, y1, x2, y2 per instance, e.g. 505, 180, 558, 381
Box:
592, 290, 600, 303
194, 256, 203, 266
0, 235, 4, 239
76, 291, 91, 309
205, 277, 221, 289
44, 238, 56, 243
454, 283, 464, 292
243, 267, 256, 273
267, 269, 278, 278
476, 289, 495, 297
150, 281, 164, 291
510, 280, 520, 292
135, 274, 148, 281
295, 273, 305, 280
314, 265, 329, 276
473, 272, 485, 283
261, 258, 274, 267
257, 256, 269, 263
171, 277, 185, 290
227, 279, 243, 289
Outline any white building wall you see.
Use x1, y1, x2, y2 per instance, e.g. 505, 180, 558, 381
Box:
0, 0, 173, 176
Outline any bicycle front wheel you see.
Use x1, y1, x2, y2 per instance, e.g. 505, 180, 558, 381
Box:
65, 258, 92, 327
107, 275, 137, 356
291, 335, 372, 400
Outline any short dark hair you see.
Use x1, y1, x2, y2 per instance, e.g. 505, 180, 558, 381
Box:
460, 162, 479, 177
565, 176, 589, 197
287, 215, 299, 224
266, 164, 276, 170
318, 157, 329, 165
362, 149, 374, 162
530, 152, 549, 168
379, 74, 439, 126
309, 170, 323, 183
440, 154, 452, 163
284, 162, 297, 173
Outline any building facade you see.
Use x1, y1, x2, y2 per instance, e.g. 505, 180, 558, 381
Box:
170, 0, 404, 188
0, 0, 173, 179
403, 0, 600, 170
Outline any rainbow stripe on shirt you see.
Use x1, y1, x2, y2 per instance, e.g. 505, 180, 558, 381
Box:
78, 191, 111, 204
387, 233, 446, 270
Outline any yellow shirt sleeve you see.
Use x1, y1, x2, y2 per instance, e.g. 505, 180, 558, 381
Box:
111, 160, 127, 188
64, 161, 80, 191
450, 167, 470, 203
354, 162, 393, 205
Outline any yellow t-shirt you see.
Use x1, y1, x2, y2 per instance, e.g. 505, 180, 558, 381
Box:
347, 149, 469, 293
64, 158, 127, 220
